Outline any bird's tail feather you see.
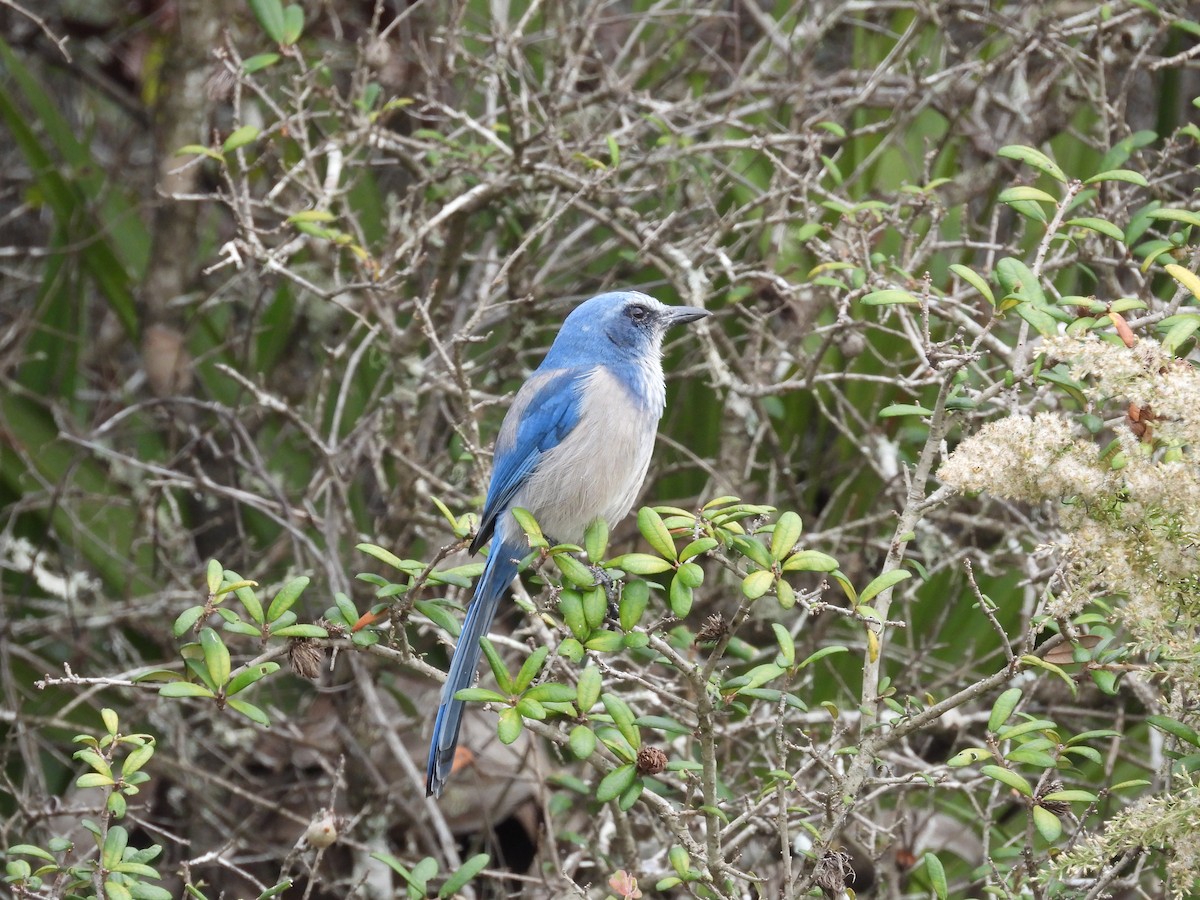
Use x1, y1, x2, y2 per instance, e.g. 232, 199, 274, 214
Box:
425, 537, 524, 797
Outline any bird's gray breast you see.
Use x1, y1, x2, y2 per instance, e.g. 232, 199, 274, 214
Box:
514, 365, 664, 543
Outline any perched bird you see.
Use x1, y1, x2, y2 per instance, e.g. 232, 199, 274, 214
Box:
426, 290, 709, 797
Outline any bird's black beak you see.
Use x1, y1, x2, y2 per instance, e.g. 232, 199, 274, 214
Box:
661, 306, 711, 327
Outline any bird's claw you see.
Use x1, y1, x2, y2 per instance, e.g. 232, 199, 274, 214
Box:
589, 563, 621, 619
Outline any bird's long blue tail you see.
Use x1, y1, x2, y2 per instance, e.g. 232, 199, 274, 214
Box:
425, 537, 524, 797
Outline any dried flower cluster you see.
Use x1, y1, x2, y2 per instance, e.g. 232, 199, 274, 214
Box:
1045, 335, 1200, 449
940, 334, 1200, 672
936, 411, 1113, 506
1059, 776, 1200, 897
940, 333, 1200, 894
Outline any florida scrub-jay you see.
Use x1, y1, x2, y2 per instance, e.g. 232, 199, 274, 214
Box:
426, 290, 709, 797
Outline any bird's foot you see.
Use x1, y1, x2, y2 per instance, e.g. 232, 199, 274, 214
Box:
589, 564, 620, 619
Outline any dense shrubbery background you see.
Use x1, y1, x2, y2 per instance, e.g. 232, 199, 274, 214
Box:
3, 1, 1200, 897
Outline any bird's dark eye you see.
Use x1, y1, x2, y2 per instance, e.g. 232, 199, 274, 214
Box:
627, 304, 649, 323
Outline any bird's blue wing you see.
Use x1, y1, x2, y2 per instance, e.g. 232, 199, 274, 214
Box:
469, 367, 584, 553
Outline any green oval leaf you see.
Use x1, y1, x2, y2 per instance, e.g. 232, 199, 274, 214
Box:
858, 569, 911, 604
510, 507, 546, 547
669, 844, 690, 877
227, 698, 271, 726
198, 627, 231, 687
1091, 668, 1119, 695
729, 662, 786, 695
1011, 198, 1049, 222
557, 637, 584, 662
676, 561, 704, 589
453, 688, 506, 703
637, 507, 677, 560
158, 681, 215, 699
585, 630, 624, 652
569, 724, 597, 759
634, 715, 691, 736
668, 573, 694, 617
742, 569, 775, 600
980, 764, 1032, 797
1156, 314, 1195, 355
120, 743, 156, 778
524, 682, 576, 704
438, 853, 490, 899
776, 579, 796, 609
107, 792, 127, 818
1041, 789, 1097, 803
479, 638, 513, 695
497, 707, 523, 744
999, 185, 1059, 205
222, 125, 261, 154
553, 551, 596, 588
679, 537, 718, 561
227, 662, 280, 696
730, 535, 773, 568
584, 518, 609, 562
623, 631, 649, 650
619, 580, 649, 631
1165, 264, 1200, 302
1147, 715, 1200, 748
1065, 217, 1125, 242
1084, 168, 1148, 186
582, 585, 607, 631
248, 0, 286, 42
1148, 208, 1200, 229
513, 645, 550, 693
5, 845, 56, 863
1032, 804, 1062, 842
861, 289, 920, 306
879, 404, 933, 418
607, 553, 674, 575
923, 852, 948, 900
205, 559, 223, 595
271, 624, 330, 639
998, 144, 1067, 183
949, 263, 995, 306
266, 611, 297, 633
280, 4, 304, 44
772, 622, 795, 667
1015, 301, 1059, 337
267, 576, 309, 622
101, 825, 128, 871
996, 718, 1058, 741
769, 511, 803, 562
602, 693, 641, 750
1005, 748, 1057, 768
76, 772, 117, 788
988, 688, 1023, 732
356, 543, 421, 574
242, 53, 280, 73
595, 764, 637, 802
175, 143, 222, 160
782, 550, 839, 572
946, 747, 991, 767
797, 645, 849, 668
172, 606, 205, 638
996, 257, 1045, 304
75, 747, 112, 777
559, 590, 588, 640
227, 573, 264, 624
514, 696, 546, 720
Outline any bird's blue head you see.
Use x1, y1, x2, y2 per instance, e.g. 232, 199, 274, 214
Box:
541, 291, 709, 370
